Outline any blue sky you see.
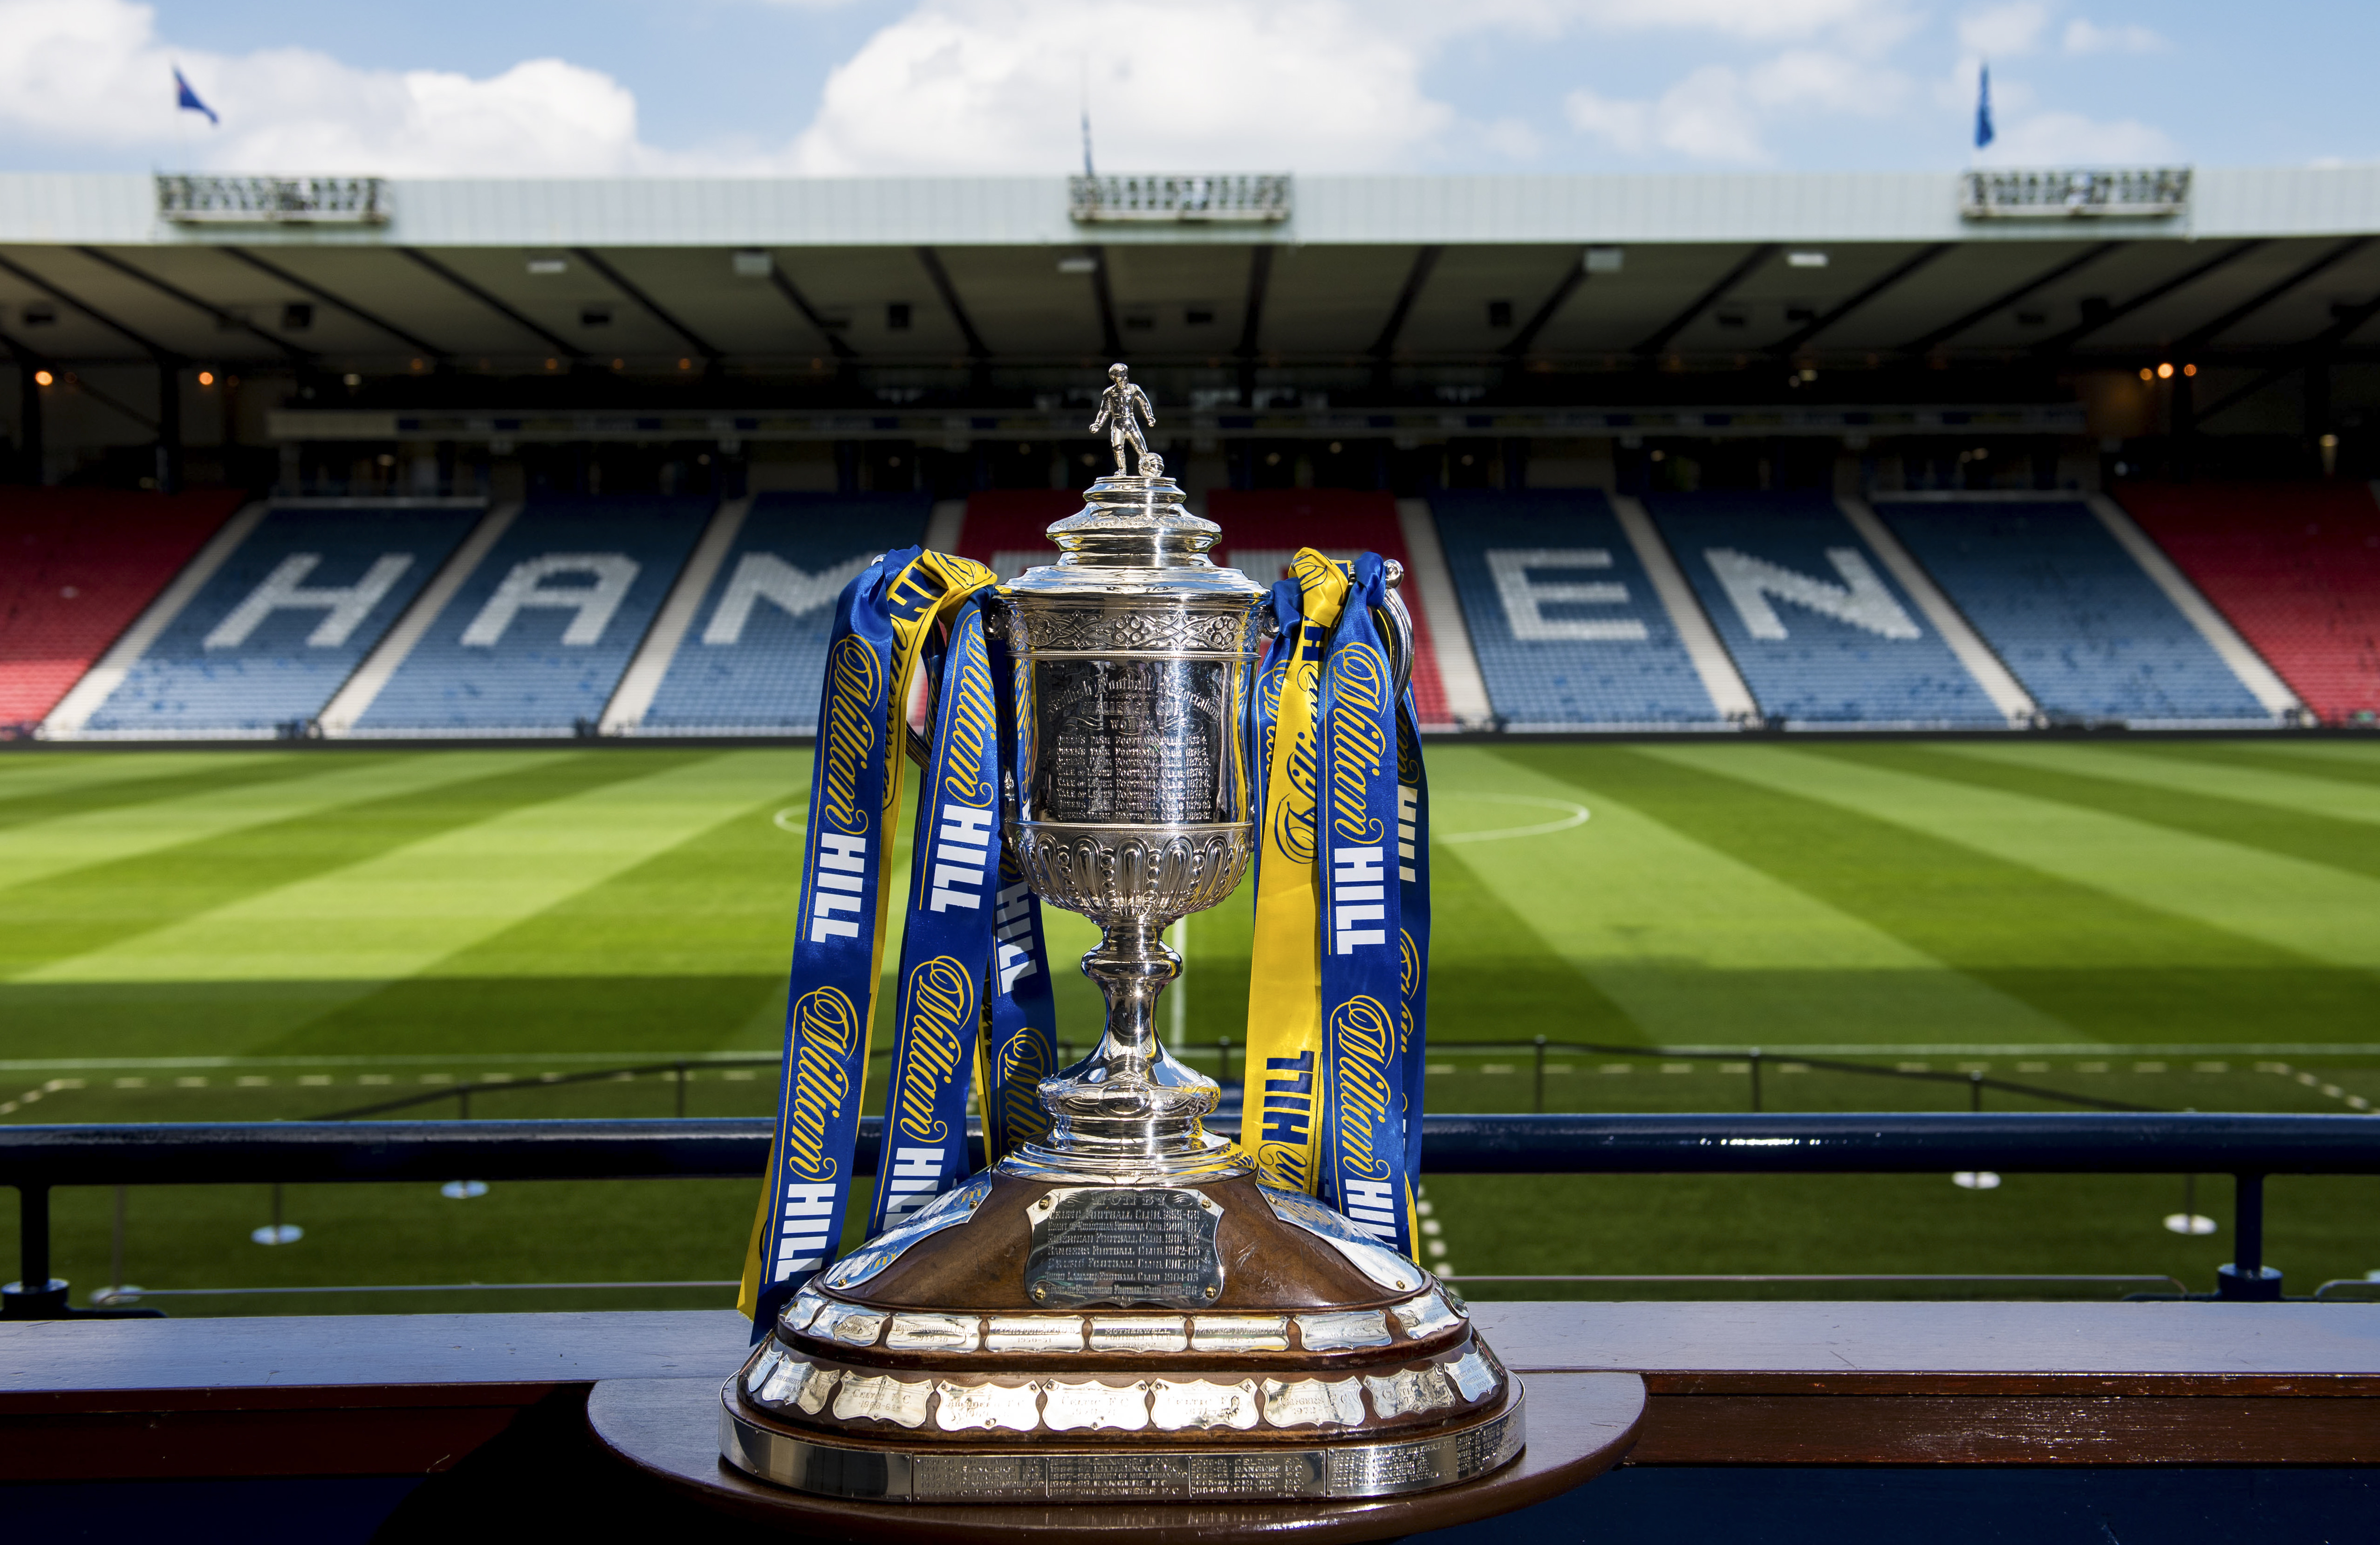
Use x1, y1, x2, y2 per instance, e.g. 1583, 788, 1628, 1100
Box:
0, 0, 2368, 177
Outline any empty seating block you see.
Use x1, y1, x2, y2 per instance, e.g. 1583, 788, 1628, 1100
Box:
81, 503, 482, 737
1880, 499, 2266, 725
2119, 484, 2380, 724
641, 493, 933, 735
1648, 492, 1999, 726
1206, 490, 1454, 728
1431, 490, 1723, 727
356, 496, 711, 736
0, 490, 246, 729
952, 489, 1082, 582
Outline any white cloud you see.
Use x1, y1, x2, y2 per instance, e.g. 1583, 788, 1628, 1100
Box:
2062, 17, 2164, 54
0, 0, 656, 174
1983, 109, 2177, 163
788, 0, 1453, 174
1957, 1, 2049, 57
1565, 65, 1769, 163
1746, 49, 1908, 115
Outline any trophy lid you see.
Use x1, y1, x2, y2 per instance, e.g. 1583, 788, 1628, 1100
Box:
1004, 365, 1265, 601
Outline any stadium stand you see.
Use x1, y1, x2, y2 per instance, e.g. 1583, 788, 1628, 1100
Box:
1647, 491, 2003, 726
2118, 483, 2380, 724
1429, 489, 1730, 727
1878, 498, 2271, 726
71, 501, 484, 738
950, 488, 1081, 581
633, 492, 934, 735
1206, 491, 1454, 728
0, 490, 247, 731
351, 495, 712, 736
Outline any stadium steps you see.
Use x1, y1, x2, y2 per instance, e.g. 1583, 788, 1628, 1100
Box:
1876, 494, 2278, 728
38, 497, 265, 740
319, 503, 521, 738
1609, 495, 1758, 722
2116, 482, 2370, 723
1430, 488, 1746, 729
631, 491, 935, 736
1839, 498, 2037, 724
1645, 490, 2007, 728
599, 496, 753, 735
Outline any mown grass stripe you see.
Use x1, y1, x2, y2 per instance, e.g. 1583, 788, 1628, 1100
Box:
0, 751, 331, 834
0, 751, 657, 981
0, 751, 279, 801
1467, 746, 2068, 1048
22, 750, 794, 984
1658, 743, 2380, 974
1569, 745, 2380, 1047
0, 751, 546, 896
2135, 738, 2380, 791
1919, 743, 2380, 879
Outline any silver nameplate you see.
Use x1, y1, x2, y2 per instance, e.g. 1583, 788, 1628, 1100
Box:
1024, 1186, 1225, 1309
807, 1300, 889, 1347
821, 1172, 998, 1292
1390, 1287, 1465, 1340
933, 1380, 1042, 1433
1042, 1378, 1152, 1432
887, 1312, 980, 1352
1259, 1184, 1424, 1294
1191, 1314, 1289, 1353
1297, 1310, 1393, 1351
984, 1314, 1087, 1353
1150, 1377, 1261, 1432
1261, 1376, 1367, 1429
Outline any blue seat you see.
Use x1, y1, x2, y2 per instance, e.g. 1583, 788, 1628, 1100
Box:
1431, 490, 1724, 727
85, 502, 482, 737
641, 493, 933, 735
1647, 491, 2000, 726
1878, 499, 2268, 725
356, 496, 712, 736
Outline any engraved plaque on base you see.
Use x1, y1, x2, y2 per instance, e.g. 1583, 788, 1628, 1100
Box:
1025, 1186, 1225, 1309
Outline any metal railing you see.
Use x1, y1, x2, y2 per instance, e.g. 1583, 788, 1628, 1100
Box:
157, 174, 390, 225
6, 1112, 2375, 1317
1068, 173, 1291, 223
1961, 167, 2190, 220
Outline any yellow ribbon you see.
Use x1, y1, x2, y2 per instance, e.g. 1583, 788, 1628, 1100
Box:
1238, 549, 1350, 1194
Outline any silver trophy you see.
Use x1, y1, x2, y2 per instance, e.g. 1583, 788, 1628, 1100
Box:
720, 369, 1516, 1508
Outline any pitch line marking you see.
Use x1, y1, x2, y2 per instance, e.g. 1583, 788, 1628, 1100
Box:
1435, 793, 1590, 845
772, 806, 806, 834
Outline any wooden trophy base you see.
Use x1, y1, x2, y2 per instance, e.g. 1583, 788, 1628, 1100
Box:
587, 1369, 1644, 1544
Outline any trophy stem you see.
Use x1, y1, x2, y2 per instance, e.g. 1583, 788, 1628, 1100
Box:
1000, 915, 1251, 1183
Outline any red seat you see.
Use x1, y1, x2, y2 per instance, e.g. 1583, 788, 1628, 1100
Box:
2118, 484, 2380, 724
0, 489, 247, 728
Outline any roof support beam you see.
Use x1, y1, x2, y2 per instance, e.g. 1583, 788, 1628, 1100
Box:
914, 247, 990, 361
1371, 244, 1443, 359
1086, 247, 1123, 360
2196, 286, 2380, 427
572, 247, 722, 364
765, 264, 857, 361
0, 251, 182, 362
2032, 240, 2267, 357
2175, 236, 2372, 354
1503, 249, 1585, 359
396, 247, 584, 360
219, 247, 451, 361
73, 246, 315, 364
1768, 243, 1952, 359
1236, 246, 1273, 405
1896, 242, 2126, 356
1633, 244, 1775, 360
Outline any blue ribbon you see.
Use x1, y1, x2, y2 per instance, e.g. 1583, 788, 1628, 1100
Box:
1317, 555, 1419, 1253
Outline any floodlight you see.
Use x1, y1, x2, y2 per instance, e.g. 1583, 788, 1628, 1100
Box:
732, 250, 772, 278
1057, 255, 1098, 274
1786, 251, 1829, 268
2157, 362, 2174, 378
1583, 247, 1624, 273
32, 370, 51, 386
527, 257, 568, 275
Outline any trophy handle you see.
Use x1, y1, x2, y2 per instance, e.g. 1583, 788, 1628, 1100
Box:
1375, 560, 1416, 703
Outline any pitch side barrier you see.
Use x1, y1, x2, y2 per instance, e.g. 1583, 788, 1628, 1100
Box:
7, 1111, 2379, 1318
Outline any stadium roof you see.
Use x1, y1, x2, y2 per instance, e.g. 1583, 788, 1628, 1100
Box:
0, 167, 2377, 380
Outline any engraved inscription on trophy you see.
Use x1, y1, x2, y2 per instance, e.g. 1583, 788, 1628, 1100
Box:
1034, 658, 1226, 824
1024, 1187, 1225, 1309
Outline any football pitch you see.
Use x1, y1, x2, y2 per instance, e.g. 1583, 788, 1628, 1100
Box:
5, 738, 2379, 1313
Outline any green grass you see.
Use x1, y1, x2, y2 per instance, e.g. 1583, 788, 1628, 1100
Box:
5, 739, 2379, 1313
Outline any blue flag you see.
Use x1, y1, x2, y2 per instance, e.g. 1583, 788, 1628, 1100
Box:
1974, 63, 1994, 150
175, 68, 218, 126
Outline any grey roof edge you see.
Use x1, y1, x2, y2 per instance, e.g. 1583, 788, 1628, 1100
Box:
2, 166, 2379, 247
